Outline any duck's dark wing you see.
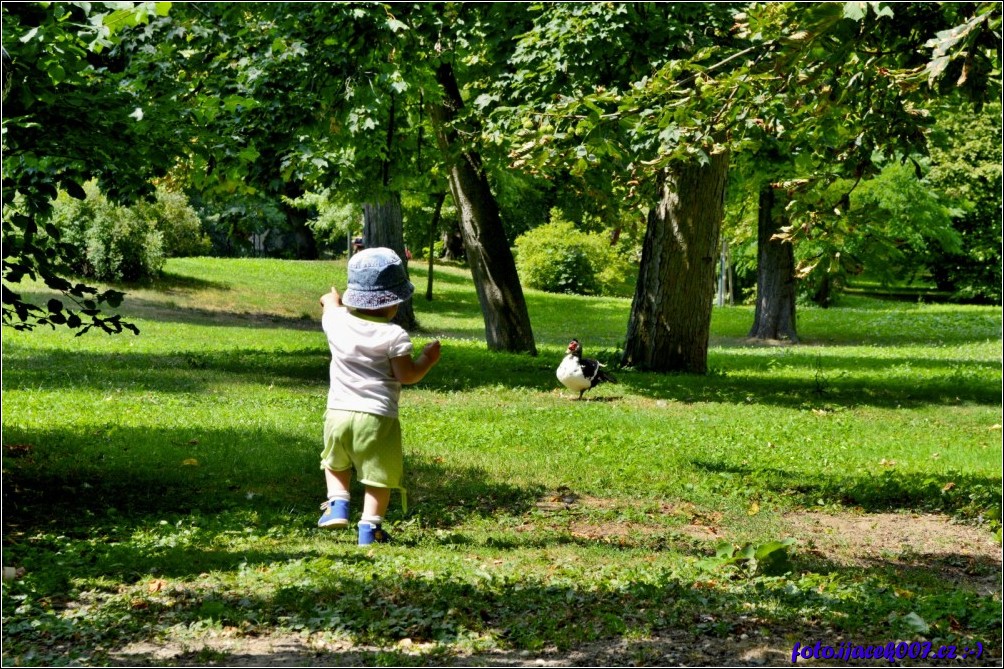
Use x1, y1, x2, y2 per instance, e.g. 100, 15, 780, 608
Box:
579, 357, 600, 381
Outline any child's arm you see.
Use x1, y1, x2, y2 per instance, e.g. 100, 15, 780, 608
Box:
391, 340, 441, 385
319, 287, 342, 311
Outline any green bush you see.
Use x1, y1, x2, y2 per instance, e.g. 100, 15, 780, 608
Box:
50, 183, 168, 282
514, 209, 636, 296
137, 188, 211, 258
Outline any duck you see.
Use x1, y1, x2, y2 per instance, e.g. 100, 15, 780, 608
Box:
556, 338, 617, 400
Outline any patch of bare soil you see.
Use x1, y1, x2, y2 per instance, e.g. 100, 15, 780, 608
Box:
111, 629, 803, 667
783, 511, 1002, 596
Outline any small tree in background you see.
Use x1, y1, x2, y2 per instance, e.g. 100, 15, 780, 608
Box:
926, 100, 1003, 304
792, 162, 961, 305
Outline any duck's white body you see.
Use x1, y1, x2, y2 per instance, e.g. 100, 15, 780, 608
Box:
556, 354, 593, 392
556, 339, 616, 399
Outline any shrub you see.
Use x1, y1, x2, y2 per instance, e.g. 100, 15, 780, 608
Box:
137, 188, 211, 257
514, 209, 636, 296
49, 182, 166, 282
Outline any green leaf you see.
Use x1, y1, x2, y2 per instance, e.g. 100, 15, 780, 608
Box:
873, 3, 894, 19
62, 179, 87, 200
714, 541, 735, 559
104, 9, 144, 32
753, 539, 794, 561
901, 612, 930, 634
238, 147, 260, 163
842, 2, 868, 21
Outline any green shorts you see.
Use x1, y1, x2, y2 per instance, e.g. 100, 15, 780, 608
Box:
321, 409, 404, 491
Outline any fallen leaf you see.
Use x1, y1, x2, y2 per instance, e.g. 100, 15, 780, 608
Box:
181, 458, 199, 466
3, 567, 25, 581
942, 482, 956, 492
148, 579, 167, 593
747, 501, 760, 516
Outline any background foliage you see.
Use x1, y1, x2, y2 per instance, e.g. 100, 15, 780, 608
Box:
514, 209, 636, 297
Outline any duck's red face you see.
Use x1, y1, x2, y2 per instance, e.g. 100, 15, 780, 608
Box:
567, 340, 579, 354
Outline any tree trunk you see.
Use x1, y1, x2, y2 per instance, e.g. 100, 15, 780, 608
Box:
426, 191, 446, 301
362, 193, 417, 331
428, 62, 536, 355
621, 152, 729, 374
748, 184, 798, 341
283, 183, 318, 260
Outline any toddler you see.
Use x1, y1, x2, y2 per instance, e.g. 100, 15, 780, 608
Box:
317, 247, 441, 545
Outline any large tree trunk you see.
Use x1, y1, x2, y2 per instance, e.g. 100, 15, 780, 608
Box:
748, 184, 798, 341
621, 152, 729, 374
428, 62, 536, 355
362, 193, 417, 331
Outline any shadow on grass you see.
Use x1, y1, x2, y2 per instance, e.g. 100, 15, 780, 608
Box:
149, 271, 234, 293
15, 289, 322, 332
3, 341, 999, 408
1, 426, 545, 545
3, 434, 1001, 665
2, 347, 331, 393
690, 459, 1002, 518
10, 543, 999, 668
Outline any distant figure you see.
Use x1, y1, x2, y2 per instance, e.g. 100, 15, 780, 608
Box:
316, 248, 441, 545
352, 236, 364, 254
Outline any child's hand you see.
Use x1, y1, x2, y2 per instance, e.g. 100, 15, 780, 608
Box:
319, 287, 342, 309
421, 340, 442, 366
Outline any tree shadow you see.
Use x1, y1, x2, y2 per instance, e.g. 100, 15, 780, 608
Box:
3, 340, 998, 409
4, 425, 1001, 666
795, 549, 1002, 596
2, 347, 330, 394
20, 540, 999, 668
690, 459, 1001, 517
15, 287, 321, 331
147, 271, 234, 293
1, 425, 545, 544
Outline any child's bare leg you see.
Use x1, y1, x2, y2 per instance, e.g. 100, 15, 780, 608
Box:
324, 468, 352, 498
362, 485, 390, 520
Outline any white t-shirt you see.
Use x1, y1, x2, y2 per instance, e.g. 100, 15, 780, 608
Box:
322, 307, 413, 418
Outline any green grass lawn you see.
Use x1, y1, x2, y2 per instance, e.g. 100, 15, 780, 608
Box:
3, 258, 1002, 665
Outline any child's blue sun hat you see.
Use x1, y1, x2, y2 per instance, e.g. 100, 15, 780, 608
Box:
342, 247, 414, 310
